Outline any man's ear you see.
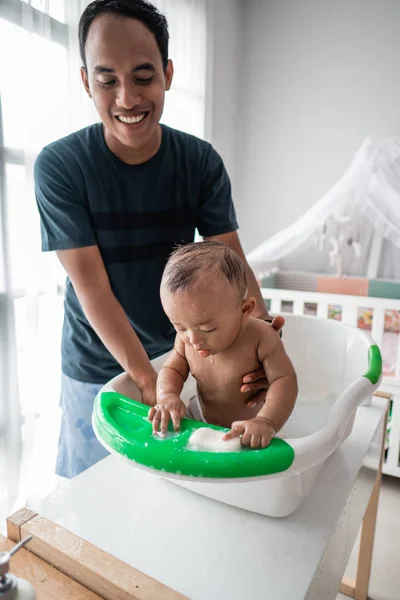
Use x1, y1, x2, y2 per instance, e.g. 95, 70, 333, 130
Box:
241, 297, 256, 321
165, 59, 174, 91
81, 66, 92, 98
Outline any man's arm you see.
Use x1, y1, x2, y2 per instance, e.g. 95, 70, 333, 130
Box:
196, 143, 267, 319
56, 245, 157, 406
35, 148, 157, 403
204, 230, 270, 319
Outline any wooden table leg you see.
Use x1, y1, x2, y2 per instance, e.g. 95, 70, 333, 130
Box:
339, 402, 389, 599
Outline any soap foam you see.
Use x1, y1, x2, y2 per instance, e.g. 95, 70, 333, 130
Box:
188, 428, 241, 452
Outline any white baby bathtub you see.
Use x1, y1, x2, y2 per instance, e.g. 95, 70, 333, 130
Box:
100, 314, 381, 517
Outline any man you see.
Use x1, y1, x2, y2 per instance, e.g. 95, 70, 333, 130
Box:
35, 0, 281, 478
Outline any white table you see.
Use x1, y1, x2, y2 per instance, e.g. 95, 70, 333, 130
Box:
25, 397, 388, 600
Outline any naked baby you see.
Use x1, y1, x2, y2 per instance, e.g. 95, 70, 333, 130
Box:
149, 241, 298, 449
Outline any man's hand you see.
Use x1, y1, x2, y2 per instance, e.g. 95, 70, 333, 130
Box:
223, 416, 276, 449
264, 315, 285, 331
242, 315, 285, 408
148, 394, 186, 436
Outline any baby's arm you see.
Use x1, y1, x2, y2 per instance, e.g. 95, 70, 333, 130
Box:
255, 325, 298, 433
149, 336, 189, 434
224, 323, 297, 448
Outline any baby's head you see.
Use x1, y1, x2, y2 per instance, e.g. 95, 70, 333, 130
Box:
161, 241, 256, 357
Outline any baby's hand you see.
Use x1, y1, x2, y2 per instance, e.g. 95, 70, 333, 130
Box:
223, 417, 276, 449
148, 395, 186, 436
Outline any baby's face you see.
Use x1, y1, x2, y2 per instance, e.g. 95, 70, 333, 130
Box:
161, 278, 254, 357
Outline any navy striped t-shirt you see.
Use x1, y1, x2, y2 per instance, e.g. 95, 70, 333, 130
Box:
34, 123, 238, 383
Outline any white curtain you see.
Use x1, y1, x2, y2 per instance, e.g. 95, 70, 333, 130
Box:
0, 0, 208, 513
0, 0, 91, 521
0, 93, 22, 528
156, 0, 207, 138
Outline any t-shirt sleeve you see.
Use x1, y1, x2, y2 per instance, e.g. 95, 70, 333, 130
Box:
34, 146, 97, 252
196, 144, 239, 238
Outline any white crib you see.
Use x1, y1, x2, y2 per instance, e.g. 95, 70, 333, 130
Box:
261, 287, 400, 478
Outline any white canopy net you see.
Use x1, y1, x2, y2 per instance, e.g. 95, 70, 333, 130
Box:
247, 136, 400, 280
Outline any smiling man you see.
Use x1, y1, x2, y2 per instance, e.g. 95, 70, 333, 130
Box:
35, 0, 279, 479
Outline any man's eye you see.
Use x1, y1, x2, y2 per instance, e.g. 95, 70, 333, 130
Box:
97, 80, 115, 87
136, 77, 154, 85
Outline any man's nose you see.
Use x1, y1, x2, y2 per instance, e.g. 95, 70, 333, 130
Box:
115, 81, 141, 109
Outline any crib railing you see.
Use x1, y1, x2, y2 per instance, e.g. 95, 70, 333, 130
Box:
261, 287, 400, 478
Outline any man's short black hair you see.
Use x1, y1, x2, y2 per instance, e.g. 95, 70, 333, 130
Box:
79, 0, 169, 71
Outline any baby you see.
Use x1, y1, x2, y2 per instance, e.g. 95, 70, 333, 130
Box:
149, 241, 298, 449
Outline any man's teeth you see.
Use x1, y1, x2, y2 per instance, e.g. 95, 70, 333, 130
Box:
117, 113, 146, 124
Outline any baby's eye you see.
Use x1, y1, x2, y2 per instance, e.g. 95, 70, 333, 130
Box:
201, 328, 217, 334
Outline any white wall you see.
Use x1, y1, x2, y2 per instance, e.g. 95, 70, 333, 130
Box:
236, 0, 400, 253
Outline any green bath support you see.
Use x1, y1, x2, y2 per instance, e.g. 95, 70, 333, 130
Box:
92, 391, 295, 479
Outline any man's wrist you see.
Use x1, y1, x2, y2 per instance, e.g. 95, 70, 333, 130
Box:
132, 367, 157, 390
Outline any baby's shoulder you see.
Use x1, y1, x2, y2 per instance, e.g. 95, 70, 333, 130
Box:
247, 317, 275, 338
247, 318, 281, 353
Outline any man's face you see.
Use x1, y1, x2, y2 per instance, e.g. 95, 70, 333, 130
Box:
81, 14, 173, 161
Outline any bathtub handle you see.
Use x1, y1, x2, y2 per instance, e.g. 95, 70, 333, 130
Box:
363, 344, 382, 385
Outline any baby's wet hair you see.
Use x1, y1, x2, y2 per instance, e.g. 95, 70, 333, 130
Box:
162, 241, 247, 299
